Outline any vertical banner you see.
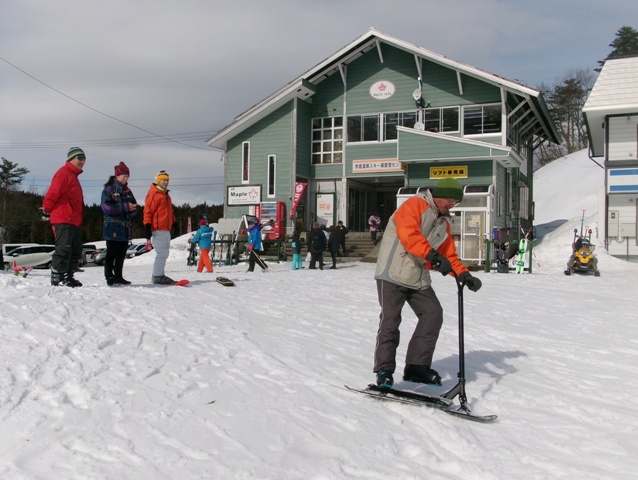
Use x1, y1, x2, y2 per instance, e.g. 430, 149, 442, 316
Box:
289, 182, 307, 220
316, 192, 335, 227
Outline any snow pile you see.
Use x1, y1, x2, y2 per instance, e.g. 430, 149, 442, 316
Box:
1, 150, 637, 479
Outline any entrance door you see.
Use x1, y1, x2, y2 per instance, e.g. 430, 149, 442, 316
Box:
462, 212, 485, 261
348, 188, 373, 231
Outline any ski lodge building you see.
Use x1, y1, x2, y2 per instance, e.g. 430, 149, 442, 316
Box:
207, 29, 560, 263
583, 55, 638, 262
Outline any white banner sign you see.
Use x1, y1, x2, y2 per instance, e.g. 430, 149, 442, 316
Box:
228, 185, 261, 205
316, 193, 334, 227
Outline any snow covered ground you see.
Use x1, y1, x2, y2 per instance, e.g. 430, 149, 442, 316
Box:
1, 150, 637, 480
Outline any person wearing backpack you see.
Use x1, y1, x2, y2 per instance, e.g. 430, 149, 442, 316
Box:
290, 230, 303, 270
308, 221, 326, 270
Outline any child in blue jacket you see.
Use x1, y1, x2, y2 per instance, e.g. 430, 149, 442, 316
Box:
189, 219, 214, 272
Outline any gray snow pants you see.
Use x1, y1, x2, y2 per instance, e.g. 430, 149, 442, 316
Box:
373, 279, 443, 374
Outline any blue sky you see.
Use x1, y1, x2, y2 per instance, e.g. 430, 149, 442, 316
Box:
0, 0, 635, 205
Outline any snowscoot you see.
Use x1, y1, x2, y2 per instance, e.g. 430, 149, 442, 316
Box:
564, 228, 600, 277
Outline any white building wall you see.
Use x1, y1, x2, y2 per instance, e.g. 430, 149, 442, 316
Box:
608, 116, 638, 162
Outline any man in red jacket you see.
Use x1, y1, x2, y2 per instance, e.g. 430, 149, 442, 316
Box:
42, 147, 86, 287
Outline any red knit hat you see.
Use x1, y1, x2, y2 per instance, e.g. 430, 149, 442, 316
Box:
199, 219, 207, 226
114, 162, 130, 176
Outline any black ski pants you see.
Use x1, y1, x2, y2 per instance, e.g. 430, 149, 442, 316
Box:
51, 223, 83, 279
104, 240, 129, 280
374, 279, 443, 374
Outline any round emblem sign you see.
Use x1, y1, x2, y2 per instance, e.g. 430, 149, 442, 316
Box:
369, 80, 396, 100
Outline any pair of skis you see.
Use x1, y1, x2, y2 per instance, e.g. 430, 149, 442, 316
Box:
347, 272, 497, 423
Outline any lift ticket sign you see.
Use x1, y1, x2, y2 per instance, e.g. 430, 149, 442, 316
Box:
430, 166, 468, 179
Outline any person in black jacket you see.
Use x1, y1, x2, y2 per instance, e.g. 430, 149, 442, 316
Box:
332, 220, 348, 256
308, 221, 326, 270
327, 226, 340, 269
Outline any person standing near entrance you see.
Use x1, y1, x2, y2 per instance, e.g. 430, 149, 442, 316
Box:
332, 220, 348, 256
143, 170, 176, 285
42, 147, 86, 287
308, 221, 326, 269
373, 177, 482, 389
101, 161, 138, 285
368, 212, 382, 245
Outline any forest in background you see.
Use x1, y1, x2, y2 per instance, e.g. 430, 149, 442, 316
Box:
0, 185, 223, 246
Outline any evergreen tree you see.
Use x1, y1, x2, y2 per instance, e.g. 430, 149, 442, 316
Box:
597, 25, 638, 71
0, 157, 30, 225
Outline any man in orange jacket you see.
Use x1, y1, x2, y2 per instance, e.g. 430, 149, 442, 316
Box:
143, 170, 176, 285
373, 177, 482, 388
42, 147, 86, 287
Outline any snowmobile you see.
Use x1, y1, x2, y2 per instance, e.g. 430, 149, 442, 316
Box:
564, 229, 600, 277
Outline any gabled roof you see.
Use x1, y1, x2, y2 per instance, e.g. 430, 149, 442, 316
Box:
583, 56, 638, 157
207, 28, 559, 149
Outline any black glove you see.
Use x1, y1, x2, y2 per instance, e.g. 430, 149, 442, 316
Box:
144, 224, 152, 239
459, 271, 482, 292
426, 249, 452, 276
38, 207, 50, 222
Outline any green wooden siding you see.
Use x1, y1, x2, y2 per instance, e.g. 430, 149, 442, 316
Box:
226, 102, 294, 201
398, 130, 507, 161
309, 73, 345, 118
345, 46, 421, 114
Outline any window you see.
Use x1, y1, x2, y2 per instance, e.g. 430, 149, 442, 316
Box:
348, 111, 417, 143
312, 117, 343, 164
463, 104, 501, 135
242, 142, 250, 183
267, 155, 276, 197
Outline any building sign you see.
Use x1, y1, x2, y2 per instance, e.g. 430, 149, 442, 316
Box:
369, 80, 396, 100
353, 158, 406, 173
316, 193, 335, 227
429, 166, 468, 179
608, 168, 638, 193
228, 185, 261, 205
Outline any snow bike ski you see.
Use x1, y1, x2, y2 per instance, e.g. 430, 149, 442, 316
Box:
515, 225, 532, 274
187, 238, 198, 267
347, 271, 497, 423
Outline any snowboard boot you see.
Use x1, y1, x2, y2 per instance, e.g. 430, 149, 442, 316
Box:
51, 271, 66, 286
63, 275, 83, 288
376, 371, 394, 389
114, 277, 131, 285
403, 364, 442, 386
152, 275, 176, 285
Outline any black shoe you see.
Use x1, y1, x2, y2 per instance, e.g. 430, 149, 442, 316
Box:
106, 276, 116, 286
403, 364, 442, 386
330, 266, 336, 269
114, 277, 131, 285
376, 371, 394, 389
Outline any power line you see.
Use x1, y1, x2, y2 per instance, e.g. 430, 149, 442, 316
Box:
0, 55, 218, 151
0, 131, 218, 148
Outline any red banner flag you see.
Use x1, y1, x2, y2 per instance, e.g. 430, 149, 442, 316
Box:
289, 182, 307, 220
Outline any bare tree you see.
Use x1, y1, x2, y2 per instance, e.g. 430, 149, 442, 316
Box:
535, 69, 596, 168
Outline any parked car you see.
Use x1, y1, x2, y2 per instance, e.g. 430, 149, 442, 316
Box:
92, 249, 107, 266
126, 243, 150, 258
4, 244, 55, 269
